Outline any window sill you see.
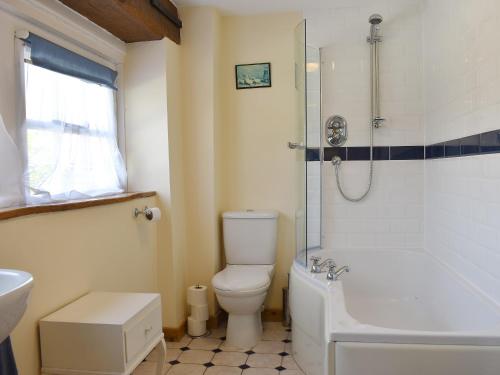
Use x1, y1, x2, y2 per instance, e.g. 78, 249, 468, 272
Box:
0, 192, 156, 221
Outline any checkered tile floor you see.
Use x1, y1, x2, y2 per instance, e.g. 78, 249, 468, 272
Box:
133, 322, 304, 375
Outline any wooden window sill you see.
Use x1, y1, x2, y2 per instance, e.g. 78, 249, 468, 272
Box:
0, 192, 156, 221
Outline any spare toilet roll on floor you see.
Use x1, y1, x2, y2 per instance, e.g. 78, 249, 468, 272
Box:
190, 304, 209, 321
187, 285, 208, 305
187, 285, 209, 337
188, 317, 206, 337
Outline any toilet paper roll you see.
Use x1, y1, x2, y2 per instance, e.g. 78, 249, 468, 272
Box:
187, 285, 208, 306
190, 304, 209, 321
146, 207, 162, 221
188, 316, 207, 337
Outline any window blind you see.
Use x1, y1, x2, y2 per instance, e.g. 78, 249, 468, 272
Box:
24, 33, 117, 89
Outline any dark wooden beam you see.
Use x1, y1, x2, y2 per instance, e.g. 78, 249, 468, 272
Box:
59, 0, 181, 44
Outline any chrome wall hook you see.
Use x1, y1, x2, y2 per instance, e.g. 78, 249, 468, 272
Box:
134, 206, 154, 220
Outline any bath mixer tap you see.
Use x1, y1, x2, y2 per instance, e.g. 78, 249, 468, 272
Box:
326, 264, 350, 281
310, 256, 336, 273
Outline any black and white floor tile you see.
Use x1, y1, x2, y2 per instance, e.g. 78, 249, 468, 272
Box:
134, 322, 303, 375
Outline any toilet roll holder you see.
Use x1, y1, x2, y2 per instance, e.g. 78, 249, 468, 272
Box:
134, 206, 154, 220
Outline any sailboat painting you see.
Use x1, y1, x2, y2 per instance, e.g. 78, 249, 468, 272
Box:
235, 63, 271, 89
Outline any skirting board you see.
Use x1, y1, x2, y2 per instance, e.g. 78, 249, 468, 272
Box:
163, 309, 284, 341
262, 309, 283, 322
163, 323, 186, 342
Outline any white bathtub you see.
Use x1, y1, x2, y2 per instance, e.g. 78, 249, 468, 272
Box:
289, 249, 500, 375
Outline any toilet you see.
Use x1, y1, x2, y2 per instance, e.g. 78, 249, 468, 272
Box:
212, 210, 279, 348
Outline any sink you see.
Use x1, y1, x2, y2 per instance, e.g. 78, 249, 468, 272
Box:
0, 269, 34, 343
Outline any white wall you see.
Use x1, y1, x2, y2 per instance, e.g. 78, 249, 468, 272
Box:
0, 3, 163, 374
219, 12, 301, 310
423, 0, 500, 304
306, 0, 425, 249
178, 7, 222, 318
124, 39, 187, 329
2, 197, 159, 375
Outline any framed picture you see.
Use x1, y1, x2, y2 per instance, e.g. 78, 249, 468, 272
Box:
235, 63, 271, 89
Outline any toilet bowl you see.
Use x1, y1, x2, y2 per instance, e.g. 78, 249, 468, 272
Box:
213, 265, 274, 348
212, 210, 279, 348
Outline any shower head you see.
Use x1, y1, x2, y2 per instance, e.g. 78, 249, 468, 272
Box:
369, 14, 383, 25
367, 14, 383, 44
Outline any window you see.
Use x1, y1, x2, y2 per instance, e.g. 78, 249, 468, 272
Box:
21, 33, 126, 203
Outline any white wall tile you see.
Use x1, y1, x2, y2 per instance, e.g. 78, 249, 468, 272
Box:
425, 155, 500, 305
322, 160, 424, 250
307, 161, 321, 248
423, 0, 500, 305
423, 0, 500, 144
307, 1, 424, 148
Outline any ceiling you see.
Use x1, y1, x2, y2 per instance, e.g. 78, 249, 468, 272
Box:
173, 0, 373, 15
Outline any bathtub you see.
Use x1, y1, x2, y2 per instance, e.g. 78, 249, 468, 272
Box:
289, 249, 500, 375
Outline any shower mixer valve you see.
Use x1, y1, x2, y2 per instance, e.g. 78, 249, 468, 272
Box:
325, 115, 348, 146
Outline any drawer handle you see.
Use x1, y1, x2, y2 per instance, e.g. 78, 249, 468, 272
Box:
145, 326, 153, 335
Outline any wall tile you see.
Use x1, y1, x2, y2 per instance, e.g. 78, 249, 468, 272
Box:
307, 0, 424, 148
423, 0, 500, 305
322, 160, 424, 250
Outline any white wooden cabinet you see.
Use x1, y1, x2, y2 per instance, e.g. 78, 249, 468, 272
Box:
40, 292, 166, 375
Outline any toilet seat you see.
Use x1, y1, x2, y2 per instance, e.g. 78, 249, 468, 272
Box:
213, 265, 273, 296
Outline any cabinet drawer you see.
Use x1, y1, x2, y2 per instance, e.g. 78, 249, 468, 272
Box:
125, 305, 162, 362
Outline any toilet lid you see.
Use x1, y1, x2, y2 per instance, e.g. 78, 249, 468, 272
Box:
212, 265, 271, 292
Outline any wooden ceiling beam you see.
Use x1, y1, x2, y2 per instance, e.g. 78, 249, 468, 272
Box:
59, 0, 182, 44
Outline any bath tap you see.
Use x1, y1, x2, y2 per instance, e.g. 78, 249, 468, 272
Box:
326, 264, 350, 281
310, 256, 336, 273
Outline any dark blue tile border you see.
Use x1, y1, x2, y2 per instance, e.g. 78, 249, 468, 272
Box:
324, 147, 346, 161
321, 146, 420, 161
461, 134, 480, 156
306, 148, 320, 161
322, 147, 391, 161
347, 147, 370, 160
444, 139, 460, 158
310, 129, 500, 162
390, 146, 424, 160
425, 130, 500, 159
480, 130, 500, 154
347, 146, 391, 160
373, 147, 390, 160
425, 144, 444, 159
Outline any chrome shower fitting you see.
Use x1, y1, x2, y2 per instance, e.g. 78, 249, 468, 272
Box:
367, 13, 383, 44
331, 14, 384, 202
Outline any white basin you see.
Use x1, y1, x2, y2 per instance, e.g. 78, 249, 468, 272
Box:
0, 269, 34, 343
